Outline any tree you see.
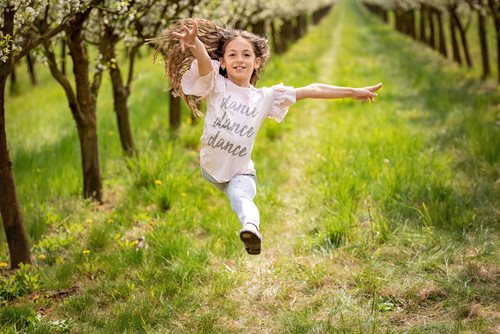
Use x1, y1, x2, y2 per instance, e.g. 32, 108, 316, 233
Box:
39, 0, 104, 202
364, 0, 497, 81
487, 0, 500, 82
448, 1, 473, 68
0, 2, 31, 270
0, 0, 75, 269
422, 1, 449, 57
468, 0, 491, 79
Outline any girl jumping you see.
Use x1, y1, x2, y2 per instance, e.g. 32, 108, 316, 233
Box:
152, 18, 382, 255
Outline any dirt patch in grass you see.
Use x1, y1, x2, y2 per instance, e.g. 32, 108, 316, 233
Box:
415, 284, 447, 303
463, 261, 500, 283
465, 303, 500, 320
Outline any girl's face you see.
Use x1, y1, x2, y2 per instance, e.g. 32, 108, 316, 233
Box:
220, 37, 261, 87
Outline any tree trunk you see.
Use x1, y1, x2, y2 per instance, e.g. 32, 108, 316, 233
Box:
313, 8, 322, 24
436, 9, 448, 57
420, 4, 427, 42
488, 0, 500, 83
101, 26, 136, 157
169, 91, 181, 130
408, 10, 416, 39
298, 13, 307, 38
282, 19, 294, 48
251, 20, 265, 36
451, 9, 473, 68
26, 53, 37, 86
43, 41, 102, 201
312, 6, 332, 24
271, 20, 279, 54
428, 7, 436, 49
109, 63, 135, 156
394, 10, 399, 32
449, 6, 462, 65
9, 65, 17, 96
272, 20, 285, 54
292, 16, 301, 41
0, 5, 31, 269
61, 39, 66, 76
394, 10, 402, 33
312, 5, 332, 25
77, 122, 102, 200
478, 9, 491, 79
66, 13, 103, 201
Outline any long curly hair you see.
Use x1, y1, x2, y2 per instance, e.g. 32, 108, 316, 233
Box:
149, 18, 270, 117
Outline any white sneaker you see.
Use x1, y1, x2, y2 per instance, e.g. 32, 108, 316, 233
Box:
239, 222, 262, 255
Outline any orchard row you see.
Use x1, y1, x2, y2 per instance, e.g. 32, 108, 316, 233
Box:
363, 0, 500, 82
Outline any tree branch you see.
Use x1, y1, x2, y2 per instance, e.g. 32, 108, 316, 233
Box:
126, 43, 140, 90
13, 15, 76, 64
42, 39, 85, 125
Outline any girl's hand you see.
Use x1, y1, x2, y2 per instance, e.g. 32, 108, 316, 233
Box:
353, 83, 383, 103
173, 19, 199, 52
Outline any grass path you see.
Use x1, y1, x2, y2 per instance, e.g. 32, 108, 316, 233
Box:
218, 14, 345, 332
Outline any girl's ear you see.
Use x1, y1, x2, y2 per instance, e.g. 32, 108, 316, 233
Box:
255, 57, 261, 69
219, 58, 225, 69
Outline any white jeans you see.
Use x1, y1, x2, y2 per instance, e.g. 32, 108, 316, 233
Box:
201, 169, 260, 228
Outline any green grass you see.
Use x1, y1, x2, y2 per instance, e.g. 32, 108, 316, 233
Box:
1, 0, 499, 333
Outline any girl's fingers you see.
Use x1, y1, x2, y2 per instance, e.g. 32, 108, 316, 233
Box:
368, 83, 383, 91
177, 40, 196, 52
191, 20, 198, 37
363, 91, 377, 98
173, 22, 198, 51
172, 32, 184, 39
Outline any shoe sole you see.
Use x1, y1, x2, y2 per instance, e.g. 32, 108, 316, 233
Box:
239, 230, 261, 255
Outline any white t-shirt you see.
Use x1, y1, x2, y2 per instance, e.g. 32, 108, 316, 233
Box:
181, 60, 296, 183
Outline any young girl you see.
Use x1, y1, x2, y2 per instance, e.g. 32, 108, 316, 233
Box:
152, 18, 382, 255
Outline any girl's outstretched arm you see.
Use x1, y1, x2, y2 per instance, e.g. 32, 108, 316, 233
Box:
173, 19, 213, 76
295, 83, 383, 103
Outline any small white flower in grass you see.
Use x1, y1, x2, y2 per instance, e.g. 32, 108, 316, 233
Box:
135, 237, 147, 251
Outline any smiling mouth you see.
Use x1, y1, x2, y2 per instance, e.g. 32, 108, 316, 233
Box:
234, 66, 246, 70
